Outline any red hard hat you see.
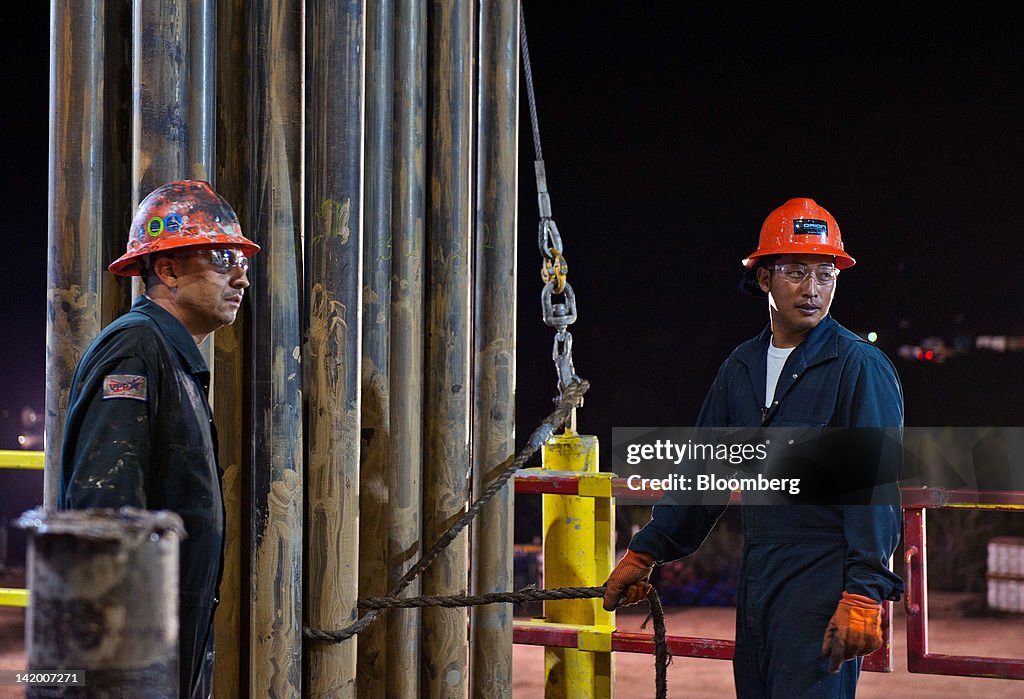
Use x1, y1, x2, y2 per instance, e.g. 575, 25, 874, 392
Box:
109, 180, 260, 276
741, 198, 855, 269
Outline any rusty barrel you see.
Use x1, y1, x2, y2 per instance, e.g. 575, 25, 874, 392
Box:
16, 508, 184, 698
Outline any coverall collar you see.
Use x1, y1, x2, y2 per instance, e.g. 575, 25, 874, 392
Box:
132, 295, 211, 378
738, 314, 841, 368
735, 315, 842, 415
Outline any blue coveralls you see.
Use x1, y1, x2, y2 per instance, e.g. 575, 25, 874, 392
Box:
629, 316, 904, 697
59, 296, 224, 699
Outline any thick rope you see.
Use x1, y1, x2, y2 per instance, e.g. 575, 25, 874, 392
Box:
358, 585, 606, 609
645, 588, 671, 699
352, 585, 671, 699
304, 380, 588, 643
301, 379, 670, 695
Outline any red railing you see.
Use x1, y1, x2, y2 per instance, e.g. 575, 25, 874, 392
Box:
902, 491, 1024, 679
513, 472, 1024, 679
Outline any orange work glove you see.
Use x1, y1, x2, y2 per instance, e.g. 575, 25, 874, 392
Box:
822, 591, 883, 672
602, 549, 655, 611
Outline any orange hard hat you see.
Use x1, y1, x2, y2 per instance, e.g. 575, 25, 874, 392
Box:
109, 180, 260, 276
741, 197, 855, 269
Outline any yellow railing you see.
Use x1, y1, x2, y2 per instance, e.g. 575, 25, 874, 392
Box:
0, 450, 43, 607
0, 588, 28, 607
0, 450, 44, 470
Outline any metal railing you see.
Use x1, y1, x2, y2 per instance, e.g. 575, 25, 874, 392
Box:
0, 449, 43, 608
514, 471, 1024, 683
902, 488, 1024, 679
5, 450, 1021, 683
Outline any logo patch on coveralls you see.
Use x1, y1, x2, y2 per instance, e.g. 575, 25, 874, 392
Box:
102, 374, 148, 402
793, 218, 828, 238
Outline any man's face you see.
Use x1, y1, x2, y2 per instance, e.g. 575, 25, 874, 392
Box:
171, 247, 250, 334
756, 254, 837, 346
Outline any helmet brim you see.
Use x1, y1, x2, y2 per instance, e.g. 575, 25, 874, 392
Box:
109, 237, 261, 276
741, 245, 855, 269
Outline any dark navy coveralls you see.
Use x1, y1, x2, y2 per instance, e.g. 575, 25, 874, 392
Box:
58, 295, 224, 699
630, 316, 904, 697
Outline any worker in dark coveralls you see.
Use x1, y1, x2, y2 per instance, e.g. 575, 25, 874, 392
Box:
604, 198, 904, 697
58, 181, 259, 699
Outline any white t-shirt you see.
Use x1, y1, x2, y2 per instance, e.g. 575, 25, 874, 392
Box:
765, 342, 795, 408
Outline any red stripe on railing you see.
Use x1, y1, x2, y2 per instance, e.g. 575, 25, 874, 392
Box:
516, 475, 1024, 680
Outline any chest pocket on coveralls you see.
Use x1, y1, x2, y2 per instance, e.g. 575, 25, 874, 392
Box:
771, 382, 835, 428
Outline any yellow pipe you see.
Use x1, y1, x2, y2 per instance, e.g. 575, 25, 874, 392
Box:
542, 428, 613, 698
0, 588, 29, 608
0, 450, 45, 470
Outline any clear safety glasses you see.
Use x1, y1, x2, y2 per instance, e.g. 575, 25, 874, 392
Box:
770, 263, 839, 285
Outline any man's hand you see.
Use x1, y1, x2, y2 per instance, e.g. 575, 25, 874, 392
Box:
822, 591, 883, 672
602, 549, 655, 611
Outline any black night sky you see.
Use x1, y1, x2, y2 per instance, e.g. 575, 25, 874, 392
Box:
3, 4, 1024, 456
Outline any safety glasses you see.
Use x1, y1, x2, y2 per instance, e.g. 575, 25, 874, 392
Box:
196, 248, 249, 275
769, 263, 839, 285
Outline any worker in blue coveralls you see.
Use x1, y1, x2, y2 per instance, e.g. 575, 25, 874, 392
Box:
604, 198, 904, 697
58, 181, 259, 699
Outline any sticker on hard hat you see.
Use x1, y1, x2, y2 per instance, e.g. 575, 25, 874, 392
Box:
164, 213, 183, 233
793, 219, 828, 238
145, 213, 185, 237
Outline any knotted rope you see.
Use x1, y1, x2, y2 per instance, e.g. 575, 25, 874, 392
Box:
303, 380, 672, 697
315, 585, 670, 699
303, 380, 589, 643
356, 585, 606, 609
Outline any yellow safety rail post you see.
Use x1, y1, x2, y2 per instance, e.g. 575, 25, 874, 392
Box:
542, 428, 615, 698
0, 450, 44, 607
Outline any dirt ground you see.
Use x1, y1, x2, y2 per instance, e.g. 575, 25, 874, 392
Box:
1, 593, 1022, 698
0, 606, 25, 699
